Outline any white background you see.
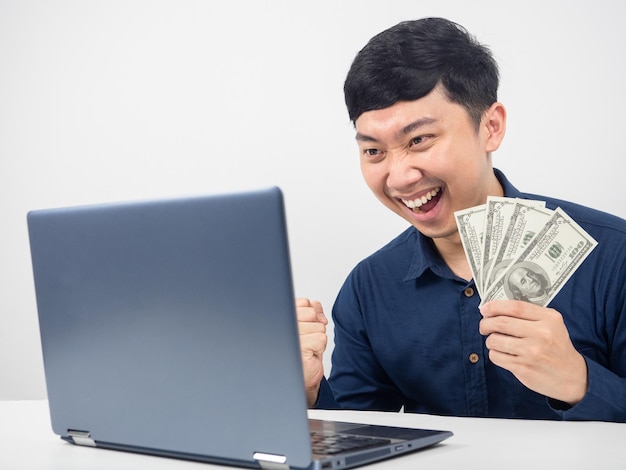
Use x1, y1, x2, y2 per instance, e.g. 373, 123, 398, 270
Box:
1, 0, 625, 399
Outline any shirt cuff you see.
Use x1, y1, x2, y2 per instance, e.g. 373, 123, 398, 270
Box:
549, 356, 626, 422
313, 377, 341, 410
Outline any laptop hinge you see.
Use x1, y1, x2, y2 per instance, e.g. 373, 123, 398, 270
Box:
67, 429, 96, 447
253, 452, 290, 470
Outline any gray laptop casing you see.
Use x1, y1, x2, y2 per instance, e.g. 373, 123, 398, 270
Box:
28, 187, 451, 469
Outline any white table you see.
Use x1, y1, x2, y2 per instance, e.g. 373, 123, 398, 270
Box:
1, 400, 622, 469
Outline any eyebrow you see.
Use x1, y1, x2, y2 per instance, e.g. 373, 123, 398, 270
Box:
355, 117, 439, 143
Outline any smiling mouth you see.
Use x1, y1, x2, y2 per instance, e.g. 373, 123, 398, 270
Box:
401, 187, 442, 213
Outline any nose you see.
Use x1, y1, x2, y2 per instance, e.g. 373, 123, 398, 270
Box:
385, 150, 424, 191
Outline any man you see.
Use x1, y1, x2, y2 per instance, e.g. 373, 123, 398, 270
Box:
297, 17, 626, 421
505, 263, 550, 305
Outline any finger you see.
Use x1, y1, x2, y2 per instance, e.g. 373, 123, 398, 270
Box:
309, 300, 328, 325
299, 332, 328, 356
486, 347, 520, 371
484, 331, 524, 357
480, 299, 544, 320
298, 320, 326, 336
297, 306, 320, 323
296, 298, 318, 322
296, 298, 328, 325
296, 297, 312, 308
479, 315, 527, 338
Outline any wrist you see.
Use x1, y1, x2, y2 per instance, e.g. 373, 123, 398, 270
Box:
562, 353, 589, 405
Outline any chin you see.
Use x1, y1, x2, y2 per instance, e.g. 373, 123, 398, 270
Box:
410, 221, 458, 240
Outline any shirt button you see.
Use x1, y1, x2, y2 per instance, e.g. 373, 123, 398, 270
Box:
464, 287, 475, 297
469, 353, 480, 364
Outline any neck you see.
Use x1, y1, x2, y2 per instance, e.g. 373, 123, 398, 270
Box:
434, 235, 473, 282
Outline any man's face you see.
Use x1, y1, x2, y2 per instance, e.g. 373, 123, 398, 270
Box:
508, 268, 543, 297
354, 86, 504, 245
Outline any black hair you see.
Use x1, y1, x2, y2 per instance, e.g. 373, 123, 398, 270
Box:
344, 17, 499, 129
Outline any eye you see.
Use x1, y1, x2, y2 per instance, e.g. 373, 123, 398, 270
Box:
409, 135, 435, 149
361, 148, 384, 161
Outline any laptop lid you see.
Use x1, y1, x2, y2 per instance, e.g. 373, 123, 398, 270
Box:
28, 187, 452, 469
29, 187, 317, 467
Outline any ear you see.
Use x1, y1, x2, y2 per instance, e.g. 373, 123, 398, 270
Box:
483, 102, 506, 152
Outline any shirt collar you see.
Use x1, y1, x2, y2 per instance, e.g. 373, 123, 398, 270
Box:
494, 168, 523, 198
404, 168, 519, 281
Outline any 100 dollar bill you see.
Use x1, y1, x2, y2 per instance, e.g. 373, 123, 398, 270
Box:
481, 197, 526, 294
480, 208, 597, 306
455, 204, 486, 296
482, 200, 550, 289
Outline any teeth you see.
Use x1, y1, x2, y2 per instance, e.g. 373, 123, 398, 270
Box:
402, 187, 441, 209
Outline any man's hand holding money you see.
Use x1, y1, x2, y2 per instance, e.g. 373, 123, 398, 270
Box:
479, 299, 588, 405
455, 197, 597, 405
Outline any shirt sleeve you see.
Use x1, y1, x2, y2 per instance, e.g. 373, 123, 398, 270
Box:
549, 232, 626, 422
313, 377, 340, 409
550, 356, 626, 422
324, 269, 405, 412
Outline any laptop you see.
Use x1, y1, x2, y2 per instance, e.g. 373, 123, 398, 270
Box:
27, 187, 452, 469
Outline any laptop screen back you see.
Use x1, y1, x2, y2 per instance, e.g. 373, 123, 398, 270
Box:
28, 187, 314, 468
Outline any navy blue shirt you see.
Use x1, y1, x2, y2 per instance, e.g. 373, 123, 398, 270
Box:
317, 170, 626, 421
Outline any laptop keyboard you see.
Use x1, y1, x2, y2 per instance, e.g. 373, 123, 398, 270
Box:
310, 431, 392, 455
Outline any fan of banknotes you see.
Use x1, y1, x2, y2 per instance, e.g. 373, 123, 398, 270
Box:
454, 197, 598, 307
